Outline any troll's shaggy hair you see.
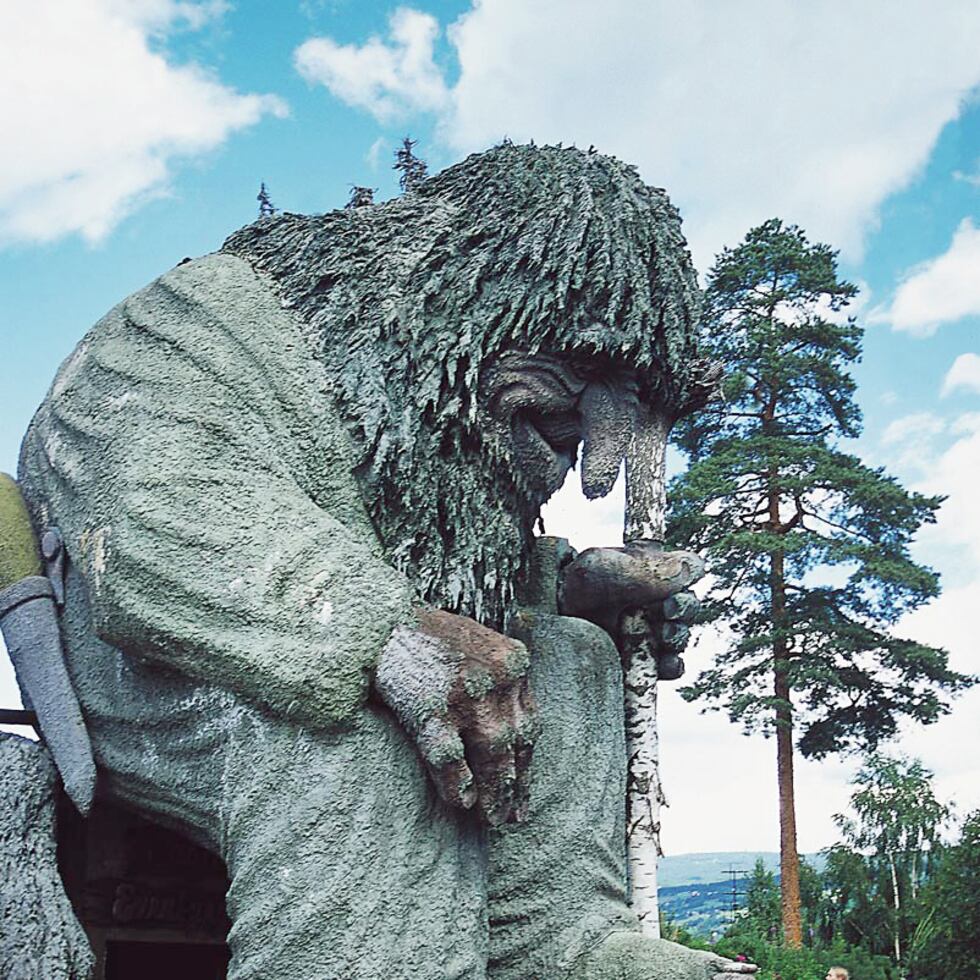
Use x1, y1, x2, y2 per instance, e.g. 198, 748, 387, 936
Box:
224, 143, 709, 624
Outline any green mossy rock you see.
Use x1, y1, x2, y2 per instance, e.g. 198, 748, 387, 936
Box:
0, 473, 41, 589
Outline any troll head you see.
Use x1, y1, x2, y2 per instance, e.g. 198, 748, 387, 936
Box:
224, 143, 712, 625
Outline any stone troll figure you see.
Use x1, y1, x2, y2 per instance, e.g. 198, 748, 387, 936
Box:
0, 144, 753, 979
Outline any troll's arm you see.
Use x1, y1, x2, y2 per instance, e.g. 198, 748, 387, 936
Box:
18, 254, 417, 730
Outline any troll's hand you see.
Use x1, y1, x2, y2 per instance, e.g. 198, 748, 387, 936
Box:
559, 543, 704, 678
374, 609, 539, 826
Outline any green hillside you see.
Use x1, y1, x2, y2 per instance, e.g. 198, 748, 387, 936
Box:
658, 852, 827, 937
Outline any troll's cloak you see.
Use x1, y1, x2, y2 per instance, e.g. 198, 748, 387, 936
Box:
19, 252, 416, 729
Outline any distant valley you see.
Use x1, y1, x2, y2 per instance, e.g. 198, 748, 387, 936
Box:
658, 851, 826, 936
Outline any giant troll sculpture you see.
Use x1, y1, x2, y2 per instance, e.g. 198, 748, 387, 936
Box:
3, 144, 754, 979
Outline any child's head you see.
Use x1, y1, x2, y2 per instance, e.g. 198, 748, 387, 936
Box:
826, 968, 849, 980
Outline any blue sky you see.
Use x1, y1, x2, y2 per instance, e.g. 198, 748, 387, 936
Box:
1, 0, 978, 853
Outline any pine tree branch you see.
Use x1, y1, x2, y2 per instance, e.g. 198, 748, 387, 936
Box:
802, 509, 876, 544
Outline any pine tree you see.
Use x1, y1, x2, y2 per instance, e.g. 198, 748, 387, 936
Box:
257, 182, 277, 218
345, 186, 375, 209
393, 136, 428, 193
668, 219, 973, 948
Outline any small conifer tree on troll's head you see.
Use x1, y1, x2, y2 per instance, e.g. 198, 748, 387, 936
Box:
668, 217, 974, 948
257, 182, 276, 218
345, 186, 375, 209
394, 136, 428, 193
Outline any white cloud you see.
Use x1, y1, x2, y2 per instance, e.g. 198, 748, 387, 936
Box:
917, 413, 980, 579
942, 352, 980, 396
882, 411, 946, 446
895, 582, 980, 822
448, 2, 980, 266
953, 167, 980, 187
104, 0, 229, 31
296, 1, 980, 266
870, 408, 980, 825
0, 1, 286, 245
366, 136, 387, 170
540, 465, 625, 550
444, 1, 980, 265
877, 219, 980, 336
881, 408, 980, 583
879, 411, 947, 472
295, 8, 449, 122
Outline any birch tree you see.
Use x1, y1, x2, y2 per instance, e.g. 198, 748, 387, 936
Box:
622, 402, 670, 934
835, 754, 950, 964
621, 405, 709, 935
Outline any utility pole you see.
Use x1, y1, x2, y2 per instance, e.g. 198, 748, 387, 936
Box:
725, 867, 750, 918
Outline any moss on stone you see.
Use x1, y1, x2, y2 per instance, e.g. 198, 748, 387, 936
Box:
0, 473, 41, 589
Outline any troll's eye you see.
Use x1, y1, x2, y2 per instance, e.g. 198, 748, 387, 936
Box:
523, 410, 582, 452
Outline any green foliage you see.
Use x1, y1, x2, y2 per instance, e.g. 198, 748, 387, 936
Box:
713, 922, 776, 969
659, 909, 712, 950
836, 755, 949, 877
816, 844, 891, 951
715, 919, 896, 980
818, 938, 896, 980
833, 755, 950, 965
0, 472, 41, 588
731, 856, 825, 945
798, 858, 823, 938
907, 811, 980, 979
695, 783, 968, 979
744, 858, 781, 937
669, 218, 972, 757
762, 944, 824, 980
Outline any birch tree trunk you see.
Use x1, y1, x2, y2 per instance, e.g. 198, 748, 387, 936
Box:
889, 853, 902, 963
621, 617, 665, 936
622, 407, 671, 938
625, 409, 669, 545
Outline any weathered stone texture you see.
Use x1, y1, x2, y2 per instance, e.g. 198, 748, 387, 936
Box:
0, 734, 93, 980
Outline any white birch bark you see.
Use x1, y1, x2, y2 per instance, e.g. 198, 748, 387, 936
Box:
622, 407, 672, 938
624, 410, 670, 544
889, 853, 902, 962
622, 618, 666, 936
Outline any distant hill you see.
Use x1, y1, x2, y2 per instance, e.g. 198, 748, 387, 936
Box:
660, 851, 780, 887
658, 851, 827, 937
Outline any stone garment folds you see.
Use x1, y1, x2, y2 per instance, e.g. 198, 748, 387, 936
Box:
18, 254, 417, 732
